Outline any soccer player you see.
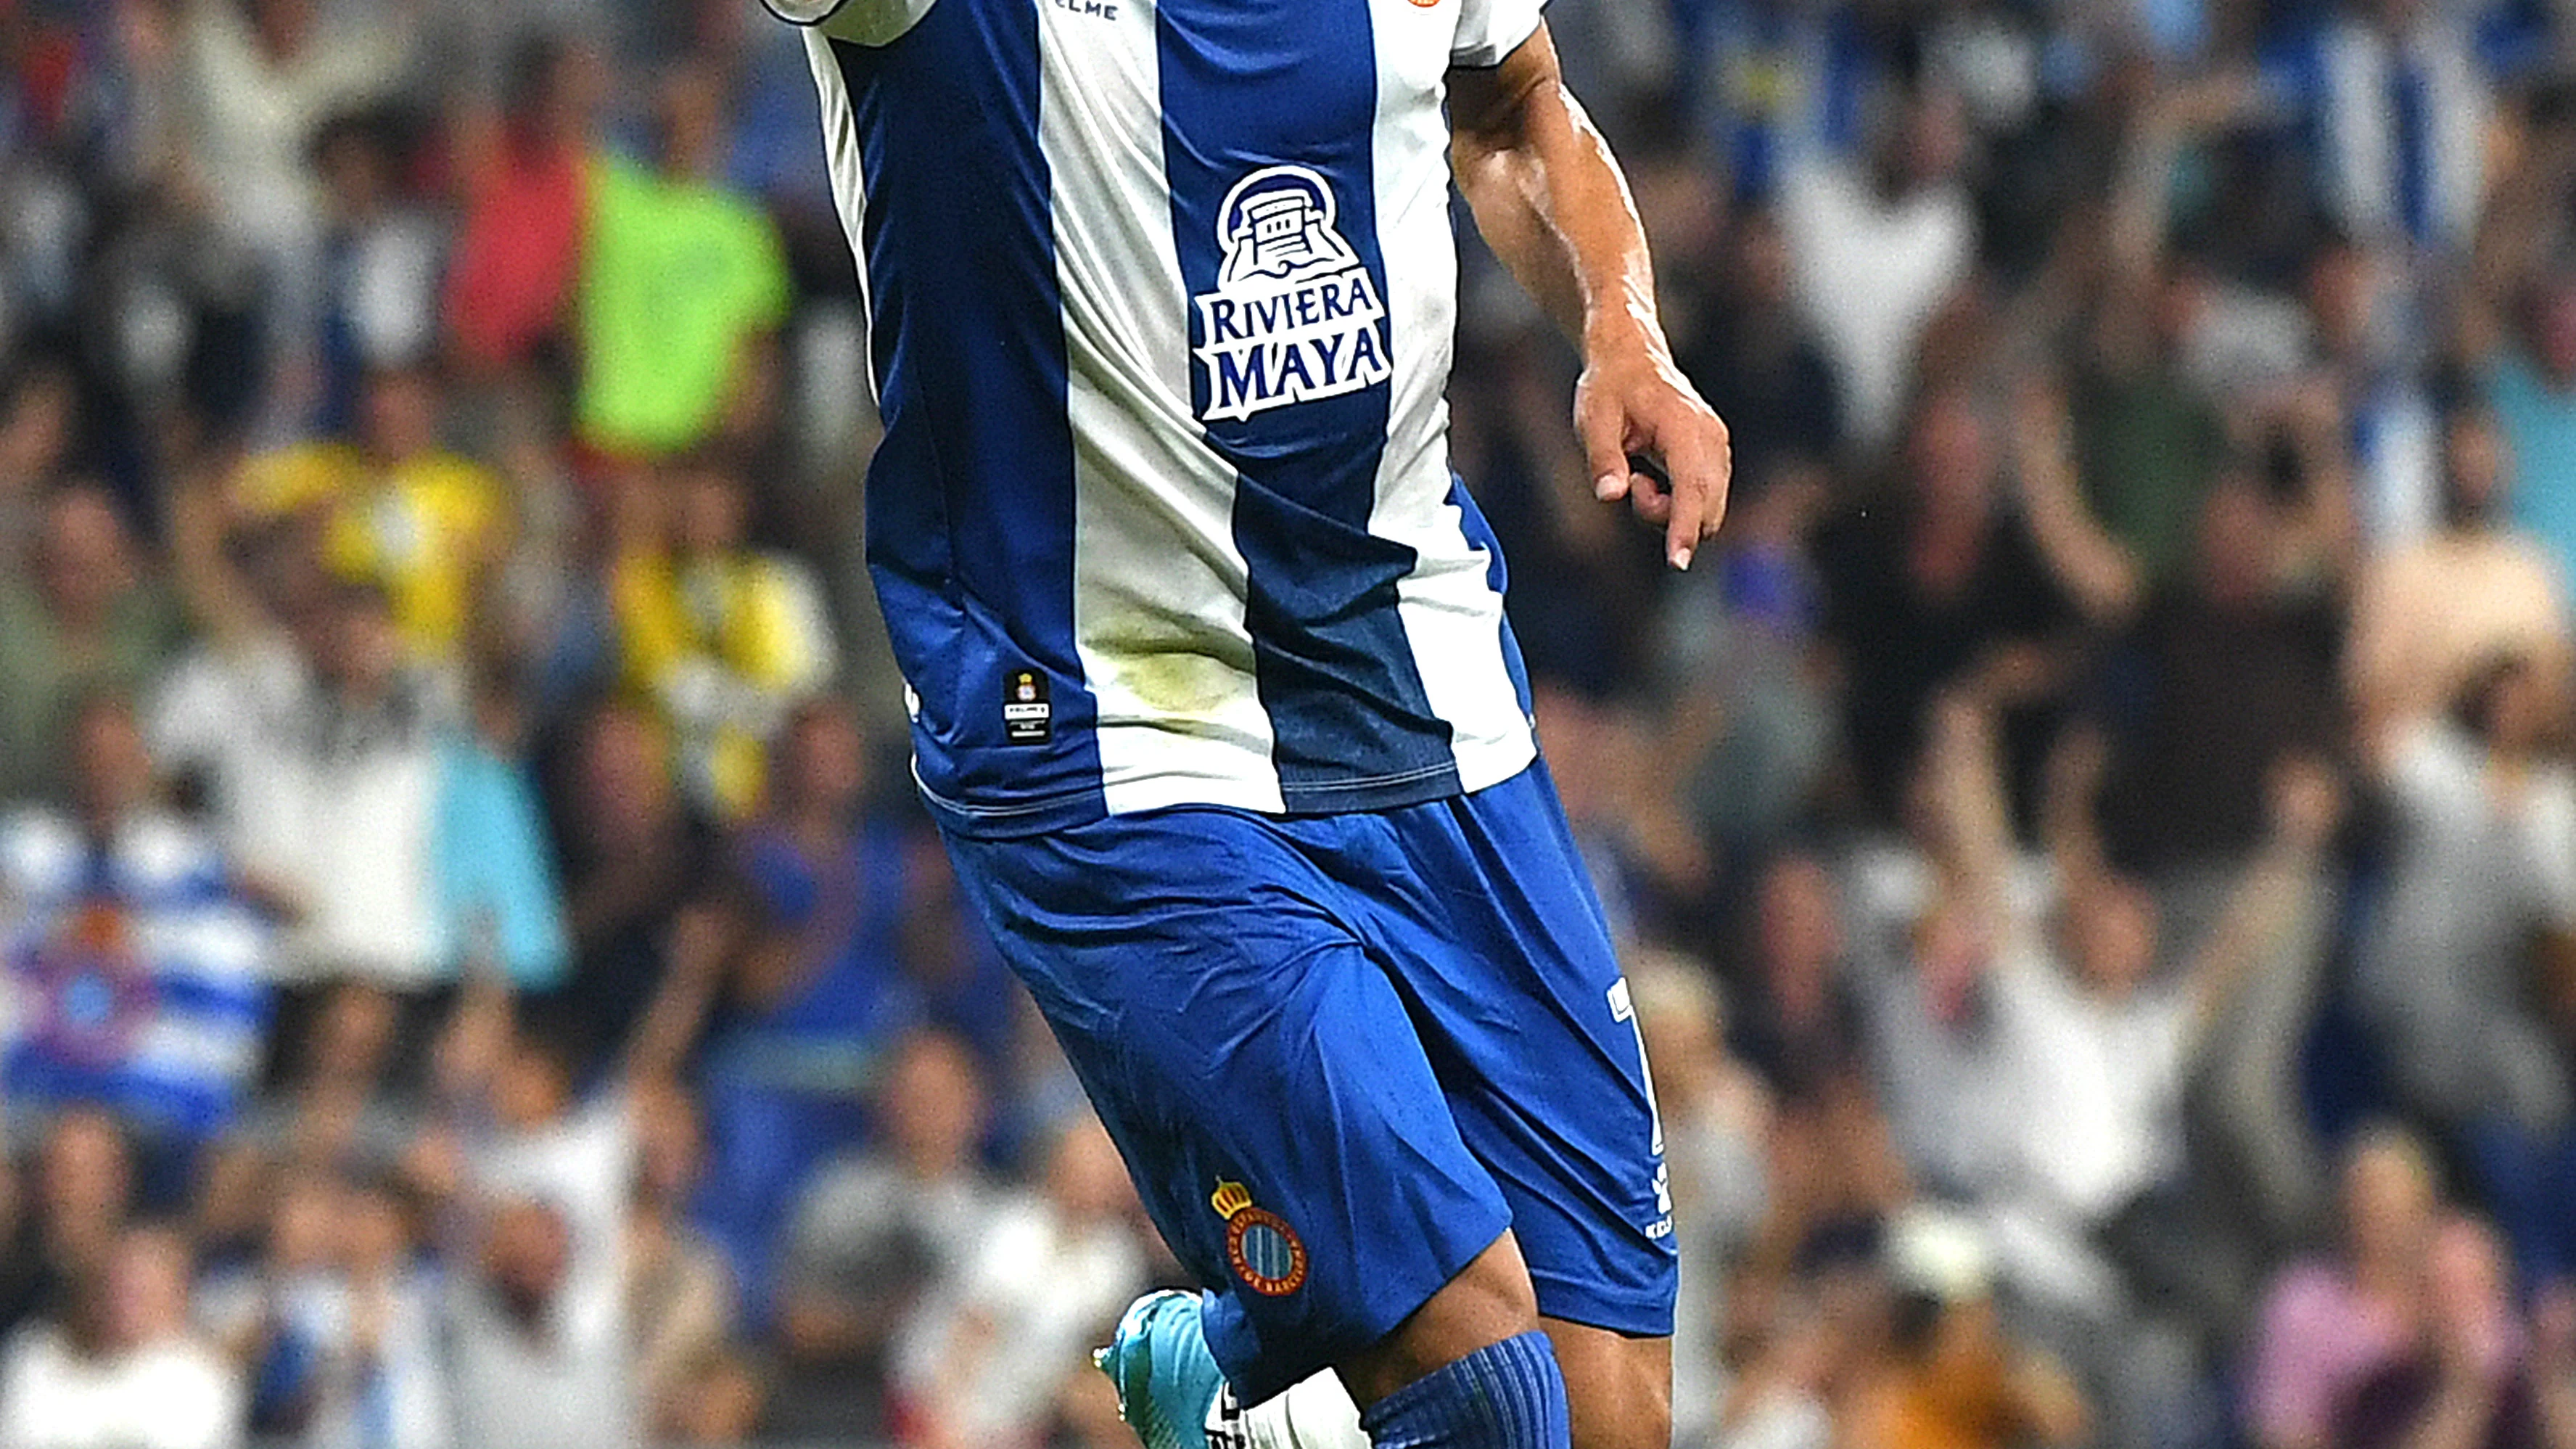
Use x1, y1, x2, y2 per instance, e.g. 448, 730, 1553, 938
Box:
766, 0, 1732, 1445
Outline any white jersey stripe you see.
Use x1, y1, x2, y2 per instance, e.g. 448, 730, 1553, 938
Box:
803, 29, 879, 410
1040, 0, 1287, 816
1368, 0, 1536, 795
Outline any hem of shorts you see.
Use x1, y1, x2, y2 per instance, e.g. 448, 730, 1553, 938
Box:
1214, 1220, 1517, 1409
1525, 1267, 1680, 1341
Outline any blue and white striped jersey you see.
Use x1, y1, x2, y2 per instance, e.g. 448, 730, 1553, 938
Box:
778, 0, 1544, 834
0, 809, 271, 1140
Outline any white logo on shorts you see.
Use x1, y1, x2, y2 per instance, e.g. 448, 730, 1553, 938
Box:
1193, 165, 1392, 424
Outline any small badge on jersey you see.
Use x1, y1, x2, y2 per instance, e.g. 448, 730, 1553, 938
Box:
1211, 1179, 1309, 1297
1003, 669, 1053, 744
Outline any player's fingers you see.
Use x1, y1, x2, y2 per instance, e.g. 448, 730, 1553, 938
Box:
1626, 459, 1674, 525
1664, 470, 1705, 571
1663, 416, 1732, 570
1576, 390, 1631, 502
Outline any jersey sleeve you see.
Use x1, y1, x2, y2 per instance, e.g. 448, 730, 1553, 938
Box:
1450, 0, 1544, 67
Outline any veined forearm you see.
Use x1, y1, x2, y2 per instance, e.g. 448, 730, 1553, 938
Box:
1450, 35, 1662, 356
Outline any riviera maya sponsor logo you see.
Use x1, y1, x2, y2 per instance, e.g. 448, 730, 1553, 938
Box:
1194, 165, 1392, 424
1210, 1178, 1309, 1297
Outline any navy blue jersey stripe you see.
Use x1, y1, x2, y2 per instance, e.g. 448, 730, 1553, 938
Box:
1155, 0, 1458, 811
832, 11, 1105, 831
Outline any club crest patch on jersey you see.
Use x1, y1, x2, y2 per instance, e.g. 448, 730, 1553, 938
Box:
1211, 1178, 1309, 1297
1003, 668, 1053, 744
1193, 166, 1392, 424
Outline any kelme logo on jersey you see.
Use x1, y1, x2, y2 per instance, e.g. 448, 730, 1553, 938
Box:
1210, 1178, 1308, 1296
1193, 165, 1392, 424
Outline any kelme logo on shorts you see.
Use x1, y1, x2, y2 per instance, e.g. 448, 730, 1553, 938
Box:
1193, 165, 1391, 424
1211, 1178, 1309, 1297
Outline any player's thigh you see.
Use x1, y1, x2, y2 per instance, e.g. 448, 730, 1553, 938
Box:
939, 808, 1515, 1407
1369, 762, 1679, 1339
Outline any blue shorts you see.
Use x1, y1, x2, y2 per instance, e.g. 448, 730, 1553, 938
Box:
940, 760, 1677, 1404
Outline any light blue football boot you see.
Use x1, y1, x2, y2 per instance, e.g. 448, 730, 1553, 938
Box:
1095, 1289, 1241, 1449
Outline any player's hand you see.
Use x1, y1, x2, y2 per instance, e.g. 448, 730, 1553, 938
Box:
1575, 327, 1732, 570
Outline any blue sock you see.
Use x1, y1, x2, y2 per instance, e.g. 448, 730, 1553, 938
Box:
1358, 1331, 1572, 1449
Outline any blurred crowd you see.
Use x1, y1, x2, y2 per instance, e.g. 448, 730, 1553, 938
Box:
4, 0, 2576, 1446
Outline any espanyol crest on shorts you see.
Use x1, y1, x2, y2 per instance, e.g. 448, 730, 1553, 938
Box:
1193, 165, 1393, 424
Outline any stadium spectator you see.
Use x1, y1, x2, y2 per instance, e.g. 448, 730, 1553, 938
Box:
149, 570, 452, 990
890, 1116, 1149, 1449
2089, 476, 2348, 1243
331, 1172, 454, 1449
2348, 403, 2572, 735
1529, 681, 1713, 942
625, 1080, 738, 1444
1874, 689, 2339, 1445
434, 970, 663, 1449
2247, 1127, 2446, 1449
544, 697, 717, 1064
2268, 0, 2494, 257
194, 1170, 354, 1440
0, 1224, 242, 1449
1725, 852, 1868, 1108
2296, 235, 2441, 551
1816, 383, 2114, 826
572, 63, 789, 460
443, 36, 601, 378
773, 1029, 998, 1442
0, 1111, 136, 1344
172, 0, 413, 427
1840, 1209, 2090, 1449
2099, 477, 2347, 873
2356, 655, 2576, 1284
446, 1197, 637, 1449
1627, 951, 1773, 1449
1778, 83, 1976, 451
0, 697, 272, 1155
0, 485, 188, 803
608, 455, 834, 818
226, 365, 509, 665
683, 699, 934, 1316
0, 365, 81, 569
2067, 242, 2231, 592
432, 668, 572, 993
308, 113, 445, 440
1676, 209, 1843, 502
2327, 1217, 2576, 1449
2482, 274, 2576, 592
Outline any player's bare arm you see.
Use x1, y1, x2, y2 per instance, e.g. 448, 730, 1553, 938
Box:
1448, 27, 1732, 571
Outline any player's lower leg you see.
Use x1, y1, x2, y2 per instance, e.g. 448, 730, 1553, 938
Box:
1353, 1331, 1572, 1449
1340, 1232, 1573, 1448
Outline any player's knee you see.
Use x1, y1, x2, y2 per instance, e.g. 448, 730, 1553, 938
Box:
1339, 1232, 1542, 1407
